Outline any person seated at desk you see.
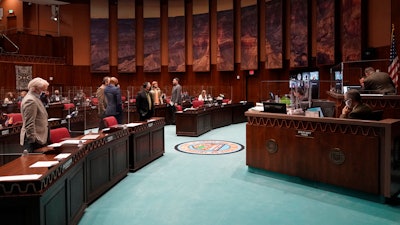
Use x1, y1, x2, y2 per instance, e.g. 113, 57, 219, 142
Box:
198, 90, 207, 101
361, 67, 396, 94
3, 92, 15, 104
340, 89, 372, 120
50, 89, 63, 103
293, 87, 309, 109
17, 91, 27, 102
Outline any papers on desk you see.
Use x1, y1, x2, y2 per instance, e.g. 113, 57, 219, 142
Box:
0, 174, 42, 181
48, 143, 62, 148
126, 123, 142, 127
81, 134, 100, 140
60, 139, 86, 145
29, 161, 59, 168
54, 153, 71, 160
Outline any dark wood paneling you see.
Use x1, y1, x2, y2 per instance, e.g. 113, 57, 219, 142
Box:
246, 111, 400, 197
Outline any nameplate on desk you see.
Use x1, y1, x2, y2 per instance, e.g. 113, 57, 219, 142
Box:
61, 119, 67, 124
62, 158, 73, 170
148, 122, 153, 128
296, 130, 313, 138
105, 135, 115, 143
1, 129, 9, 135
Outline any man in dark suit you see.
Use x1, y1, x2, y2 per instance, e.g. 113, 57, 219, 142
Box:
136, 82, 154, 121
340, 89, 372, 120
20, 77, 50, 152
362, 67, 396, 94
104, 77, 123, 124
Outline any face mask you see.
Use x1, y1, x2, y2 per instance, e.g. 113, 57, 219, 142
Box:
345, 99, 352, 108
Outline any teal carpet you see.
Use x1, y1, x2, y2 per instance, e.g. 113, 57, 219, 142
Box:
78, 123, 400, 225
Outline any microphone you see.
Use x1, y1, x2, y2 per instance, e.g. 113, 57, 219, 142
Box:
66, 110, 78, 119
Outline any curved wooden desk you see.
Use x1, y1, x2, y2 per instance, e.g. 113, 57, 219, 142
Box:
245, 111, 400, 200
0, 128, 130, 225
176, 102, 253, 136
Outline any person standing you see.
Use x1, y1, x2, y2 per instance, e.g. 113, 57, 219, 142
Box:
96, 76, 110, 129
136, 82, 154, 121
171, 77, 182, 106
20, 77, 50, 152
104, 77, 123, 124
150, 81, 163, 105
170, 77, 182, 124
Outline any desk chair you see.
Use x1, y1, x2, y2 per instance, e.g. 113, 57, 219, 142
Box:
50, 127, 71, 143
103, 116, 118, 128
369, 110, 384, 121
6, 113, 23, 126
192, 100, 204, 108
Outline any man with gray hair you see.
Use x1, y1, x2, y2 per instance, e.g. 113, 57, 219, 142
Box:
20, 77, 50, 152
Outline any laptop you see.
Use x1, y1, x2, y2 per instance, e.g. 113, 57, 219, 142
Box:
263, 102, 287, 114
342, 85, 361, 94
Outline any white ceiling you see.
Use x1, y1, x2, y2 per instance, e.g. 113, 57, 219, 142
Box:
20, 0, 70, 5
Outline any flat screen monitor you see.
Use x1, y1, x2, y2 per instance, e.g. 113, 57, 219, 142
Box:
343, 85, 361, 93
263, 102, 287, 114
309, 71, 319, 80
334, 71, 343, 80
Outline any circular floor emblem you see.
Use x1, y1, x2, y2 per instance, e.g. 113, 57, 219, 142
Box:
175, 140, 244, 155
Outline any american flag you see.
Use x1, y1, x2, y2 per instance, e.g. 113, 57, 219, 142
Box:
389, 24, 399, 88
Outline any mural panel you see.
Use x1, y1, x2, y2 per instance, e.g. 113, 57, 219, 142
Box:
265, 0, 283, 69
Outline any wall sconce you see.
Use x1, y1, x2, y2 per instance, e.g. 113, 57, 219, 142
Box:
50, 5, 59, 21
8, 9, 14, 15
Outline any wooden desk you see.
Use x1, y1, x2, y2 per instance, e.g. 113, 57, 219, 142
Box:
326, 91, 400, 119
245, 111, 400, 199
0, 128, 130, 225
0, 119, 66, 166
123, 103, 174, 125
176, 103, 253, 137
127, 117, 165, 171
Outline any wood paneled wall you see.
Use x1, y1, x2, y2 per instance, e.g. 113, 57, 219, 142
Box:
0, 0, 398, 103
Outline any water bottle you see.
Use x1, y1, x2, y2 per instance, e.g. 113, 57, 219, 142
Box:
22, 149, 29, 156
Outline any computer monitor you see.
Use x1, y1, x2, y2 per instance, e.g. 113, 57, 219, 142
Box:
263, 102, 287, 114
342, 85, 361, 94
334, 71, 343, 80
309, 71, 319, 80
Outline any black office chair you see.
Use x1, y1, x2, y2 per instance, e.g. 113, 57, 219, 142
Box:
369, 110, 384, 121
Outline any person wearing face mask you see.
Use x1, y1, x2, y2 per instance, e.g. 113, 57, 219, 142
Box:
20, 77, 50, 152
340, 89, 372, 120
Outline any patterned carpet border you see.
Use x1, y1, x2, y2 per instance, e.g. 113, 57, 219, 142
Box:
174, 140, 244, 155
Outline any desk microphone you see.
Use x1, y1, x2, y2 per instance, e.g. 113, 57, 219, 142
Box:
66, 110, 78, 119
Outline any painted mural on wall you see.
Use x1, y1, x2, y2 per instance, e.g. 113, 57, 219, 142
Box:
241, 5, 258, 70
341, 0, 361, 62
290, 0, 308, 68
193, 13, 210, 72
168, 16, 186, 72
265, 0, 283, 69
118, 19, 136, 73
316, 0, 335, 65
15, 65, 32, 90
217, 9, 234, 71
90, 19, 110, 72
144, 18, 161, 72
